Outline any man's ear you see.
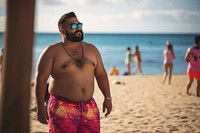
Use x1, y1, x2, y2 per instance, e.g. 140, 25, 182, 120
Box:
59, 27, 65, 34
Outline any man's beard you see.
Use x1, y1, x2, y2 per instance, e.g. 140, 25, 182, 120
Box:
65, 30, 84, 42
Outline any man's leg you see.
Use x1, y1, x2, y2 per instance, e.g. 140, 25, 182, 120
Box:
77, 98, 100, 133
48, 95, 81, 133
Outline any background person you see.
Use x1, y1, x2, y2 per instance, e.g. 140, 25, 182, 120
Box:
109, 65, 119, 75
132, 45, 143, 75
185, 35, 200, 96
162, 41, 175, 85
125, 47, 132, 75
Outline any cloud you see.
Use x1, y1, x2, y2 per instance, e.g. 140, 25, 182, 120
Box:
0, 0, 6, 5
41, 0, 63, 5
104, 0, 126, 4
1, 0, 199, 33
134, 0, 151, 9
40, 0, 100, 5
130, 9, 200, 23
40, 0, 136, 6
35, 14, 60, 32
0, 0, 6, 16
0, 15, 6, 31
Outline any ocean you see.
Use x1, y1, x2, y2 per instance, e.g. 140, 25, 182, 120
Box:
0, 33, 198, 77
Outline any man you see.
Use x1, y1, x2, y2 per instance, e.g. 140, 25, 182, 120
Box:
35, 12, 112, 133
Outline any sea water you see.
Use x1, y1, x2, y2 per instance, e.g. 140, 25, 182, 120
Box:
0, 33, 198, 77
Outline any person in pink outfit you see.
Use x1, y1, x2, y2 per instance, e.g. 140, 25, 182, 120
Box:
185, 35, 200, 97
162, 40, 176, 85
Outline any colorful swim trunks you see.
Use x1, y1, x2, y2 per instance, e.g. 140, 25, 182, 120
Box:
187, 71, 200, 80
48, 94, 100, 133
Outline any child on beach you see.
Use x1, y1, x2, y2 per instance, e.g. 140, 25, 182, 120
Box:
132, 45, 142, 75
162, 40, 176, 85
185, 35, 200, 96
109, 65, 119, 75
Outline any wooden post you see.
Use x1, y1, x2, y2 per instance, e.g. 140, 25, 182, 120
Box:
0, 0, 35, 133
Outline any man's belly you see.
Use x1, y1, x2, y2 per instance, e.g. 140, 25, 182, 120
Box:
48, 78, 95, 102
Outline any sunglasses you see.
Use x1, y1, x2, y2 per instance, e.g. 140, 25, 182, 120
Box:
70, 22, 83, 29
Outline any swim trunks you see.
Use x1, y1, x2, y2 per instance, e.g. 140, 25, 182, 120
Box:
187, 71, 200, 80
48, 94, 100, 133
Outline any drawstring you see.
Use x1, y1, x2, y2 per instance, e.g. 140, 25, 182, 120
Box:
78, 102, 87, 113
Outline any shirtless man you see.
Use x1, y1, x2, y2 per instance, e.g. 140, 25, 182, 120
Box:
35, 12, 112, 133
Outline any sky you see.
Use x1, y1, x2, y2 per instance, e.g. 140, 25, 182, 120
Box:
0, 0, 200, 33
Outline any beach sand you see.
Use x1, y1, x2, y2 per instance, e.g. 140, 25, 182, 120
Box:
30, 75, 200, 133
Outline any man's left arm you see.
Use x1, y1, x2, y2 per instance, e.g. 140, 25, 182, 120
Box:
94, 47, 112, 117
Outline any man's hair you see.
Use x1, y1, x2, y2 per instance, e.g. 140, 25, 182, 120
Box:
58, 12, 77, 29
194, 35, 200, 44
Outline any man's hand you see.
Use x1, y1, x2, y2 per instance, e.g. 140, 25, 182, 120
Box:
103, 100, 112, 117
37, 107, 48, 124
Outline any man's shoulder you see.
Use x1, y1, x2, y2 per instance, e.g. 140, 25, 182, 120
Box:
49, 42, 61, 48
45, 42, 61, 51
40, 42, 61, 56
83, 41, 97, 49
83, 41, 94, 46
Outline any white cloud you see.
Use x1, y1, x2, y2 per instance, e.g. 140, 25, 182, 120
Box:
41, 0, 63, 5
0, 0, 6, 5
40, 0, 101, 5
35, 14, 60, 32
0, 15, 5, 31
135, 0, 151, 9
39, 0, 137, 6
104, 0, 125, 4
130, 9, 200, 22
1, 0, 200, 33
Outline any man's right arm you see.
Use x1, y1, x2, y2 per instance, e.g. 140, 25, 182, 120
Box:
35, 46, 54, 124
